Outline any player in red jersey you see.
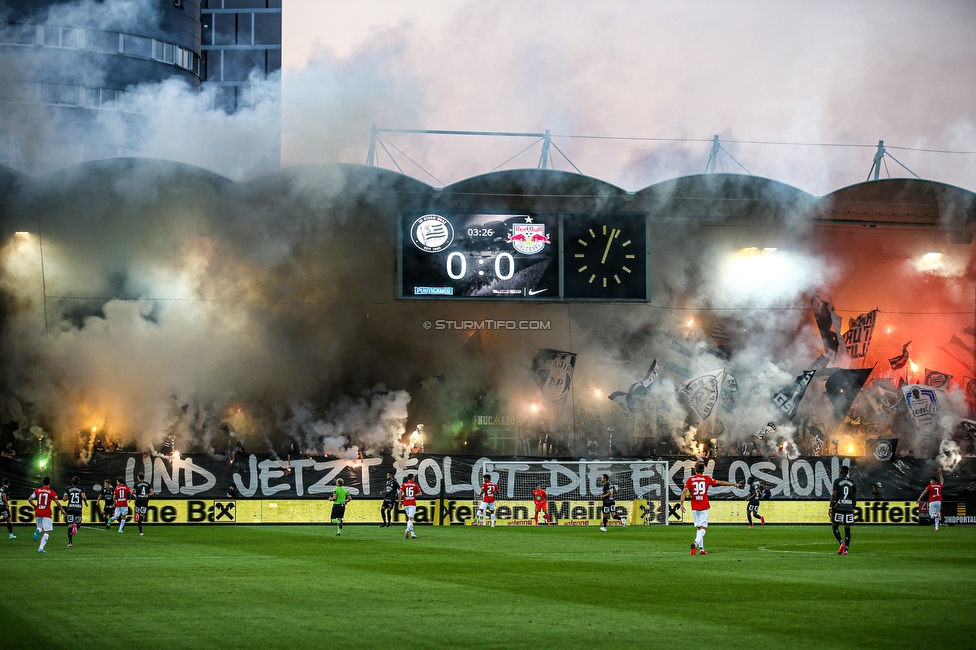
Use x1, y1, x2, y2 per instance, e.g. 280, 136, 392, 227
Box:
398, 473, 421, 539
28, 476, 63, 553
532, 484, 551, 526
680, 461, 740, 556
109, 477, 133, 533
474, 474, 499, 527
917, 467, 944, 531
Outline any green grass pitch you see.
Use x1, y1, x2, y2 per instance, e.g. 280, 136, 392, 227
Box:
1, 523, 973, 649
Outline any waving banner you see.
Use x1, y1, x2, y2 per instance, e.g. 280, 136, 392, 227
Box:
843, 309, 878, 359
531, 349, 577, 402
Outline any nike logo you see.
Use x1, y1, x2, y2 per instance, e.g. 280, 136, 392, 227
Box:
528, 289, 548, 295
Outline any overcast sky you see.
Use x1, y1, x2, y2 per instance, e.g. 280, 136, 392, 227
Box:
281, 0, 976, 194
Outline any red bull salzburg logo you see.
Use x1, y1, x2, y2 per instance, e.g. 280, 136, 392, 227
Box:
507, 223, 550, 255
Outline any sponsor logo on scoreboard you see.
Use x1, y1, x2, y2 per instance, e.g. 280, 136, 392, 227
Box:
411, 214, 455, 253
414, 286, 454, 295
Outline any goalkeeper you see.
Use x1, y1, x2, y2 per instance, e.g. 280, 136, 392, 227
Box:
532, 484, 551, 526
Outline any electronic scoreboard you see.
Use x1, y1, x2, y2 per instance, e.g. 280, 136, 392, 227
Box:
397, 212, 649, 301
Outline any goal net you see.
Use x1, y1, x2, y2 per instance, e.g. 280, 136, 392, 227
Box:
475, 460, 669, 525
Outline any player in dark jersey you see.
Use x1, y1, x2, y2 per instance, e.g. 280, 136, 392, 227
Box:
599, 474, 628, 531
380, 472, 399, 528
62, 476, 87, 547
746, 477, 766, 528
133, 472, 154, 537
829, 462, 857, 555
1, 477, 14, 539
98, 479, 114, 528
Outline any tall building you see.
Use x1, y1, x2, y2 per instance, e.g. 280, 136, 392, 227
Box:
199, 0, 281, 113
0, 0, 280, 173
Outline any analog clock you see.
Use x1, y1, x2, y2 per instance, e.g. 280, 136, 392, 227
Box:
563, 216, 648, 300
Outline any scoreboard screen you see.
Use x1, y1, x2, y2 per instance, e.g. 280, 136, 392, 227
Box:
397, 212, 649, 301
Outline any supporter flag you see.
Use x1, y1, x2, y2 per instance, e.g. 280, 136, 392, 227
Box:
417, 375, 446, 392
680, 369, 725, 421
754, 422, 776, 440
664, 338, 697, 379
608, 360, 659, 415
901, 384, 943, 437
863, 378, 904, 416
873, 438, 898, 462
720, 372, 739, 412
941, 326, 976, 370
842, 309, 878, 359
811, 293, 849, 365
710, 322, 734, 353
531, 349, 577, 403
771, 368, 817, 420
824, 367, 874, 420
888, 341, 912, 370
924, 369, 953, 389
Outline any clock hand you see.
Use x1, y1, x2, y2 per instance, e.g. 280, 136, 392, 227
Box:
600, 229, 618, 265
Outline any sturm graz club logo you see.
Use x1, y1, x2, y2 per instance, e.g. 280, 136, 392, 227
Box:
411, 214, 455, 253
873, 439, 894, 462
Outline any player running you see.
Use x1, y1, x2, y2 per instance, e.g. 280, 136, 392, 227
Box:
599, 474, 628, 531
532, 484, 551, 526
474, 474, 499, 527
917, 467, 944, 531
398, 474, 421, 539
133, 472, 154, 536
746, 477, 766, 528
680, 461, 740, 555
62, 476, 87, 547
380, 472, 399, 528
330, 478, 351, 536
829, 461, 857, 554
1, 477, 14, 539
98, 479, 114, 528
28, 476, 63, 553
108, 477, 132, 533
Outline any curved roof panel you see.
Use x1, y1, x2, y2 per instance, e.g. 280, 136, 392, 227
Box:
437, 168, 628, 212
629, 173, 817, 224
822, 178, 976, 229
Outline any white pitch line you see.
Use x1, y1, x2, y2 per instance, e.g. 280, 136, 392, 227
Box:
0, 554, 273, 563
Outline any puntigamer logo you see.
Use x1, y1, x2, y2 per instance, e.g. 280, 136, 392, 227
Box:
411, 214, 454, 253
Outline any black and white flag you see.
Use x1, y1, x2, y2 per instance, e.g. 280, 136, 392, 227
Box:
754, 422, 777, 440
531, 349, 577, 403
680, 369, 725, 421
843, 309, 878, 359
812, 293, 849, 365
771, 369, 817, 420
608, 360, 659, 415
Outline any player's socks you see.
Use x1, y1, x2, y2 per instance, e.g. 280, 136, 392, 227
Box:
138, 521, 143, 534
68, 530, 72, 544
844, 529, 851, 547
490, 514, 495, 527
747, 512, 753, 526
39, 533, 48, 550
6, 523, 12, 535
119, 519, 126, 532
832, 526, 842, 544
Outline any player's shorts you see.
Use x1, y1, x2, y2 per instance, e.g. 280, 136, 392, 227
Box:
134, 505, 148, 520
692, 509, 710, 528
65, 509, 83, 525
832, 511, 854, 525
928, 501, 942, 518
479, 501, 496, 512
747, 501, 761, 513
381, 499, 396, 510
404, 505, 417, 518
102, 505, 114, 517
36, 516, 53, 532
113, 506, 129, 519
534, 502, 548, 511
0, 507, 9, 520
601, 503, 617, 515
330, 504, 346, 520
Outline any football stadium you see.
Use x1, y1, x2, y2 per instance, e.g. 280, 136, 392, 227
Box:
2, 2, 976, 649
